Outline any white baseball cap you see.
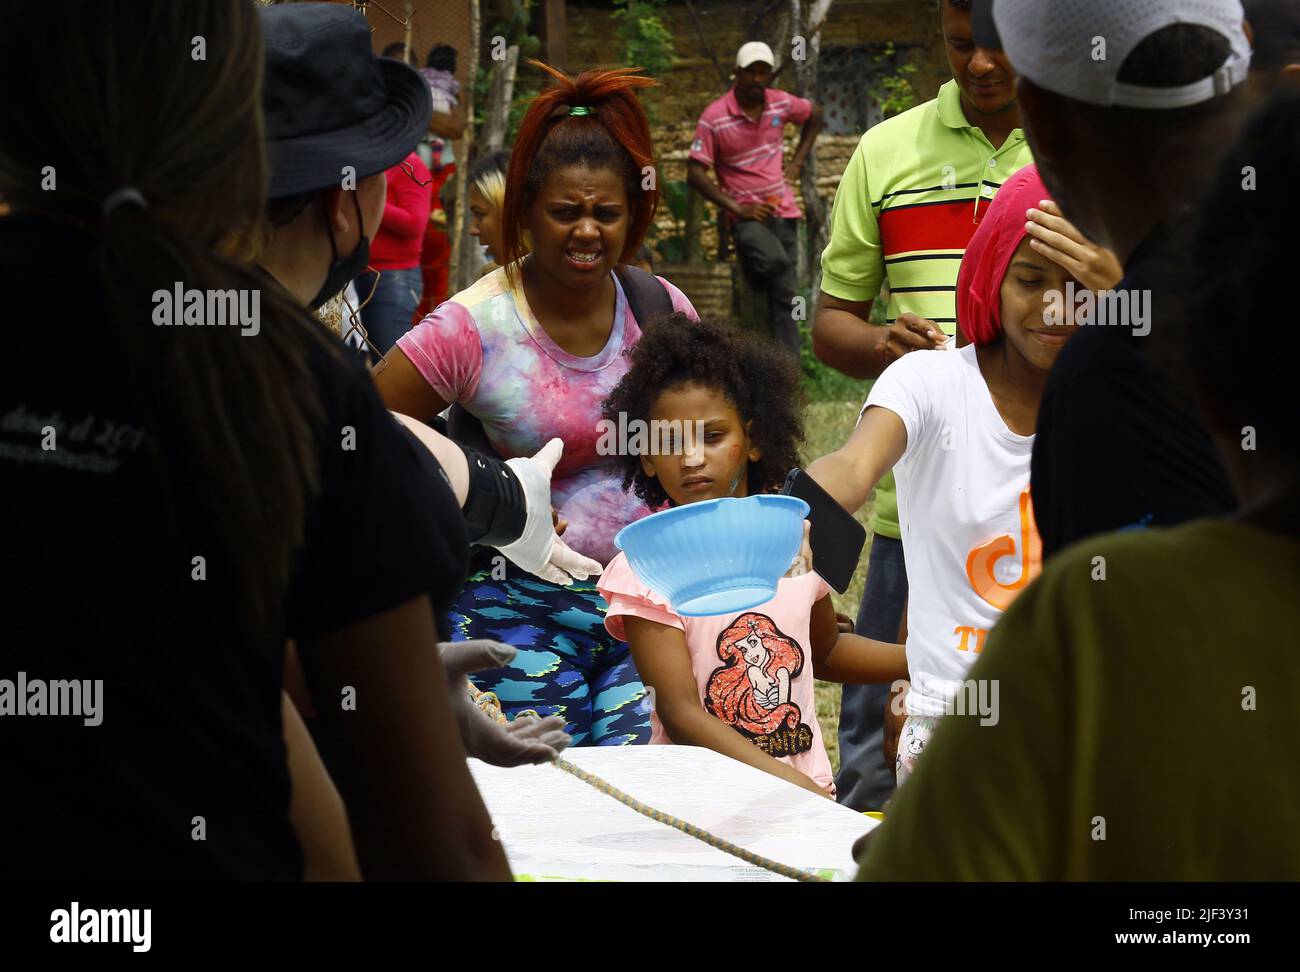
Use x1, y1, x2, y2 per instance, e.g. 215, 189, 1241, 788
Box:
736, 41, 776, 69
993, 0, 1252, 109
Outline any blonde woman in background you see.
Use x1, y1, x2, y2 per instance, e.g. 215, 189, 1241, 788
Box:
466, 149, 513, 277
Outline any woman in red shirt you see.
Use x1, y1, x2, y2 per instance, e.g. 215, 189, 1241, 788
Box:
353, 149, 433, 359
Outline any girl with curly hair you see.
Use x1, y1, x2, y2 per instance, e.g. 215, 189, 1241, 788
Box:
598, 317, 907, 797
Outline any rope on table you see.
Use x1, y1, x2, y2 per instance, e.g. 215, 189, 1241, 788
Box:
552, 756, 830, 883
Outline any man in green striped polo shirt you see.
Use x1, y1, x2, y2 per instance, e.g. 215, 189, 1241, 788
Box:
812, 0, 1032, 812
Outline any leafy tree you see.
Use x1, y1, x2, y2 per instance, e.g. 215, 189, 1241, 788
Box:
871, 43, 918, 118
474, 0, 542, 144
612, 0, 676, 79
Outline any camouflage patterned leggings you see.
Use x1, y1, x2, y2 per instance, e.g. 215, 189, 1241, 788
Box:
449, 564, 652, 746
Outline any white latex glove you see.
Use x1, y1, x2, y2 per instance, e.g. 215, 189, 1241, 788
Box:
439, 639, 571, 767
497, 437, 605, 586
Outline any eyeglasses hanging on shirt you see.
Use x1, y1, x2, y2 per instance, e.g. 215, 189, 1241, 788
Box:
337, 160, 433, 361
399, 158, 433, 188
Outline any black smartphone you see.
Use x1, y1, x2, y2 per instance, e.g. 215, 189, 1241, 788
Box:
781, 467, 867, 594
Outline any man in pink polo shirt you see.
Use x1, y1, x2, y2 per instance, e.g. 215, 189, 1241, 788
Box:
688, 41, 824, 354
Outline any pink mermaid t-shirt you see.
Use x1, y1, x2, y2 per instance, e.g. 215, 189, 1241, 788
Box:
396, 267, 698, 564
599, 553, 836, 795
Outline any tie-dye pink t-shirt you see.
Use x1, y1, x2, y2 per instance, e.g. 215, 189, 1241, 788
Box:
396, 267, 698, 564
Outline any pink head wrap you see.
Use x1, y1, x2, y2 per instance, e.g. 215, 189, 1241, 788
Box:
956, 164, 1051, 347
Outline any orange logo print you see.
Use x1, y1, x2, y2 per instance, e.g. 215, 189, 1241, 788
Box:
964, 488, 1042, 611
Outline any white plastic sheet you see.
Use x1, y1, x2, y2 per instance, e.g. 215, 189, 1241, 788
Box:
469, 745, 878, 882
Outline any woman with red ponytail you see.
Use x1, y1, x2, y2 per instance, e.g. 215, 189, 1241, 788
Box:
375, 62, 699, 746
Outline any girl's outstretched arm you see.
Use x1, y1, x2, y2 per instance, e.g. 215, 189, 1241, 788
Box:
808, 594, 907, 684
805, 405, 907, 515
623, 616, 829, 799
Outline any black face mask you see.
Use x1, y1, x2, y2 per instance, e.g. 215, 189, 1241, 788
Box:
309, 191, 370, 310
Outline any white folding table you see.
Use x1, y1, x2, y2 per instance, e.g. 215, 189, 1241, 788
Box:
468, 745, 877, 882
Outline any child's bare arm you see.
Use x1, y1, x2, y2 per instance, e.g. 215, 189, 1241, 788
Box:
623, 615, 829, 798
809, 594, 907, 684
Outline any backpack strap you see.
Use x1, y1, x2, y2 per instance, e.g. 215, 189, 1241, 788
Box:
614, 264, 674, 326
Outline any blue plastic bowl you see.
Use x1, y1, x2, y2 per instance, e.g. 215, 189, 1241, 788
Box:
614, 494, 810, 617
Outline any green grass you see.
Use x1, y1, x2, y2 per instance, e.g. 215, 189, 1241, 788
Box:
799, 397, 876, 775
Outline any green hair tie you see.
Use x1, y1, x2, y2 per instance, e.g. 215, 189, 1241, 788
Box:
568, 105, 593, 116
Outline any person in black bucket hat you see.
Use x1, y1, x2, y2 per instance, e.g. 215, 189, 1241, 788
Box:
258, 2, 431, 312
254, 2, 595, 809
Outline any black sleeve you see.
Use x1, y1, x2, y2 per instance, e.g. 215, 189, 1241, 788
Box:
1032, 358, 1234, 562
1031, 370, 1115, 560
287, 351, 469, 642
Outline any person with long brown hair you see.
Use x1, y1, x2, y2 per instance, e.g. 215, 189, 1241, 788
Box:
375, 62, 699, 745
0, 0, 506, 880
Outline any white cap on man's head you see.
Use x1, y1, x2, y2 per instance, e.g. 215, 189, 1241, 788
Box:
993, 0, 1251, 108
736, 41, 776, 69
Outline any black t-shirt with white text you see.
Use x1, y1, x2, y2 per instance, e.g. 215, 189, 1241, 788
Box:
0, 214, 468, 880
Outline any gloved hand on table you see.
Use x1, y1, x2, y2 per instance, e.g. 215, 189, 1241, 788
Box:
439, 638, 571, 767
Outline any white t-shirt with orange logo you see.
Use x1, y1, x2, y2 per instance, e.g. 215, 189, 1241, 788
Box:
864, 343, 1041, 717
